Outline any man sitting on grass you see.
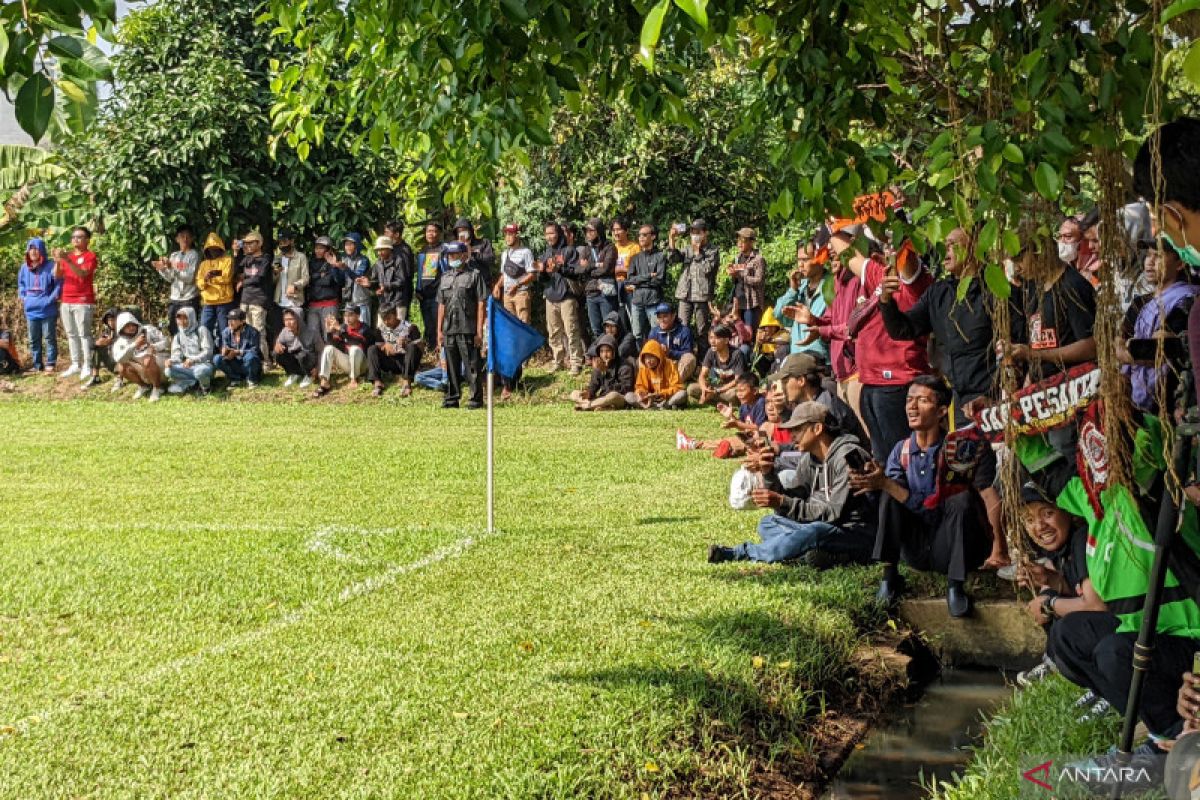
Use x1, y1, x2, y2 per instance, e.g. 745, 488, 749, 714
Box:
686, 323, 747, 406
367, 304, 422, 398
111, 311, 169, 402
312, 306, 375, 398
765, 352, 867, 447
625, 339, 688, 410
677, 374, 766, 458
166, 305, 214, 395
571, 334, 635, 411
214, 307, 263, 388
707, 401, 876, 566
851, 375, 994, 618
647, 303, 698, 382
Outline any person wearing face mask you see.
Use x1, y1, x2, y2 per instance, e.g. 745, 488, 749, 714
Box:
1055, 217, 1083, 268
579, 217, 618, 338
668, 218, 721, 350
272, 228, 309, 327
436, 241, 488, 409
538, 221, 585, 375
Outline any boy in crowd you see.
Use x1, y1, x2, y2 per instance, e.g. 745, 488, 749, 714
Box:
571, 334, 634, 411
687, 323, 746, 405
111, 311, 168, 401
602, 311, 639, 362
274, 308, 317, 388
17, 237, 59, 374
166, 305, 215, 395
668, 218, 721, 346
415, 222, 445, 352
625, 225, 667, 345
437, 241, 487, 409
307, 235, 346, 346
625, 339, 687, 410
707, 401, 876, 566
153, 225, 201, 336
367, 304, 422, 397
372, 236, 415, 324
312, 306, 374, 397
0, 326, 20, 375
89, 308, 121, 390
272, 228, 309, 323
233, 231, 274, 365
214, 307, 263, 388
677, 374, 767, 458
337, 233, 374, 324
647, 303, 697, 382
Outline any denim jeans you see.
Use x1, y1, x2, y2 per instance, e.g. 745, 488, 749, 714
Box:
628, 302, 652, 344
167, 362, 214, 390
734, 516, 871, 563
200, 303, 235, 342
26, 315, 58, 370
585, 293, 618, 338
214, 352, 263, 383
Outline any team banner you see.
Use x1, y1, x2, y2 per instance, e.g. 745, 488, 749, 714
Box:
971, 362, 1102, 443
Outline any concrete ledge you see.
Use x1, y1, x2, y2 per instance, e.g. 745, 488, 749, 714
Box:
897, 598, 1046, 670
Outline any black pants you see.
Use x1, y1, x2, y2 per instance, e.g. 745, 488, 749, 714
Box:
443, 333, 482, 406
1050, 610, 1196, 738
366, 342, 423, 383
419, 296, 440, 352
277, 351, 315, 377
860, 383, 911, 463
873, 491, 991, 582
0, 348, 18, 374
167, 298, 201, 336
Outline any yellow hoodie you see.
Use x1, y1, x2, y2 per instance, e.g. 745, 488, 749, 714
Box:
197, 232, 235, 305
634, 339, 683, 400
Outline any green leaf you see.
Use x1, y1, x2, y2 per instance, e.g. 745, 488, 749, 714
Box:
15, 73, 54, 143
1163, 0, 1200, 25
672, 0, 708, 29
525, 123, 552, 146
975, 219, 999, 260
639, 0, 671, 70
499, 0, 530, 24
956, 274, 973, 302
45, 35, 111, 80
1001, 143, 1024, 165
983, 263, 1011, 299
1183, 41, 1200, 90
1002, 230, 1021, 257
0, 25, 8, 68
1033, 162, 1063, 200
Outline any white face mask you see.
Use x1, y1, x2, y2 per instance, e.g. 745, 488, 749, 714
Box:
690, 234, 702, 247
1003, 258, 1017, 283
448, 259, 464, 269
1057, 241, 1079, 264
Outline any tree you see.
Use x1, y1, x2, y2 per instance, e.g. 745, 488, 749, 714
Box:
63, 0, 403, 274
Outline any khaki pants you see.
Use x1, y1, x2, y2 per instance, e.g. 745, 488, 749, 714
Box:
319, 345, 365, 380
546, 298, 585, 369
504, 291, 532, 323
676, 353, 698, 383
241, 303, 270, 362
686, 383, 738, 405
837, 373, 868, 434
570, 389, 626, 410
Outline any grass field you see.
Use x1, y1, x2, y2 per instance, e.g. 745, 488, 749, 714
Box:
0, 385, 886, 799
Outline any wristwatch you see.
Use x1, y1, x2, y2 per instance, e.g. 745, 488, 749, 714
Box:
1039, 588, 1060, 620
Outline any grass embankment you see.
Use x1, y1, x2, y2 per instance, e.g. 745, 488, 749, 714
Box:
0, 384, 892, 799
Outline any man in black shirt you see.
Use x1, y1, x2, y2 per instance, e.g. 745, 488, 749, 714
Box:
437, 241, 487, 409
1006, 252, 1097, 384
234, 231, 274, 365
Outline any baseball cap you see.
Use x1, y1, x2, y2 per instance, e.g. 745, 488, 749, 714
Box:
242, 231, 264, 244
315, 236, 334, 248
503, 223, 520, 234
653, 302, 674, 315
1020, 480, 1055, 507
603, 311, 621, 326
779, 401, 830, 430
278, 228, 297, 241
769, 352, 821, 384
737, 227, 756, 240
227, 307, 246, 321
690, 218, 708, 231
373, 236, 394, 250
444, 241, 468, 255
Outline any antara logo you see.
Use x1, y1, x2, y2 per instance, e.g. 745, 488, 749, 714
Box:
1023, 761, 1053, 791
1022, 760, 1154, 792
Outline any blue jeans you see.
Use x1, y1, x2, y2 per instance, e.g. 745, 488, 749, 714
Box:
628, 302, 652, 344
585, 293, 618, 338
26, 315, 58, 370
200, 303, 235, 341
734, 516, 871, 563
167, 362, 214, 390
414, 366, 448, 391
214, 352, 263, 383
742, 306, 763, 335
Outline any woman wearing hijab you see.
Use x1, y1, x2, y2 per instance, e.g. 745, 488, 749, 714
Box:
16, 237, 60, 373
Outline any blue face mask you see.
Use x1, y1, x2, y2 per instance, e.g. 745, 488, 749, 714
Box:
448, 258, 464, 270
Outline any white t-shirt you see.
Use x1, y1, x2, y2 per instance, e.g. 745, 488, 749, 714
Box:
500, 247, 535, 292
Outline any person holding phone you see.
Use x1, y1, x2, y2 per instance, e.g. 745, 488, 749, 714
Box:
153, 225, 201, 337
538, 221, 585, 375
707, 401, 876, 566
54, 226, 98, 383
668, 218, 720, 351
196, 232, 236, 341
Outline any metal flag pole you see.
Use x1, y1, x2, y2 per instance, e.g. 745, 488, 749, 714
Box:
486, 298, 495, 534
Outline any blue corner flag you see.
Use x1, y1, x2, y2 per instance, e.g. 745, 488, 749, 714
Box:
486, 297, 546, 380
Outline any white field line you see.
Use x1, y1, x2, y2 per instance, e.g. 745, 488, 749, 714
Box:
1, 524, 496, 741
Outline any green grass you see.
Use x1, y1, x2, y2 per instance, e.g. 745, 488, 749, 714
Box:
0, 386, 886, 799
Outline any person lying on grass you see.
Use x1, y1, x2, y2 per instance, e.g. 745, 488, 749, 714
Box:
625, 339, 687, 410
707, 401, 876, 567
571, 335, 635, 411
677, 374, 767, 457
111, 311, 169, 402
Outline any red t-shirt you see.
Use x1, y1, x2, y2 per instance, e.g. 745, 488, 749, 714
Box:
59, 250, 97, 305
854, 256, 932, 386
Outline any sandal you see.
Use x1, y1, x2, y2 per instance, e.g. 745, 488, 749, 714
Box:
372, 385, 384, 398
310, 385, 331, 399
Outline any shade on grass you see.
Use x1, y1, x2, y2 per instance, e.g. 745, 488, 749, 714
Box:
0, 399, 883, 798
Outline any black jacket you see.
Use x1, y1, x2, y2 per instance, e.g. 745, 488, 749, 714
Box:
626, 247, 667, 306
308, 259, 345, 304
581, 239, 617, 297
236, 253, 275, 307
373, 252, 415, 309
588, 337, 637, 396
540, 225, 583, 303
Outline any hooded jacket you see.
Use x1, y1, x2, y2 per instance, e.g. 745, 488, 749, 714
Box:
170, 306, 214, 365
539, 223, 582, 304
581, 219, 618, 297
453, 218, 496, 285
634, 339, 683, 400
340, 234, 375, 306
156, 248, 200, 302
17, 238, 60, 320
308, 250, 345, 304
236, 248, 275, 307
197, 233, 235, 306
273, 247, 309, 307
770, 433, 876, 535
111, 312, 169, 364
587, 335, 636, 396
373, 249, 416, 309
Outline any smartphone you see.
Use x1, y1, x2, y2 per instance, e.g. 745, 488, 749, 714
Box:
1193, 650, 1200, 678
844, 449, 868, 473
1127, 336, 1186, 363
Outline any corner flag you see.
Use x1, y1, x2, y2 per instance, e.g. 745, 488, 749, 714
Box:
485, 297, 545, 379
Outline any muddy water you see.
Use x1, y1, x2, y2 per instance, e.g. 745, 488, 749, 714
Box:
822, 668, 1014, 799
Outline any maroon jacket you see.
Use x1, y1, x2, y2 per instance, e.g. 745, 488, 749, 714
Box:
813, 265, 861, 382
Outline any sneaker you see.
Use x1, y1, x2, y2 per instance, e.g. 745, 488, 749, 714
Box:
298, 376, 313, 389
1061, 743, 1165, 794
707, 544, 735, 564
79, 368, 92, 383
60, 365, 79, 378
246, 380, 259, 389
148, 387, 162, 402
1073, 690, 1100, 709
283, 375, 298, 388
1016, 655, 1058, 688
676, 429, 698, 451
996, 564, 1018, 581
44, 366, 56, 374
132, 385, 150, 400
713, 439, 733, 459
167, 383, 187, 395
110, 377, 125, 393
1078, 698, 1114, 723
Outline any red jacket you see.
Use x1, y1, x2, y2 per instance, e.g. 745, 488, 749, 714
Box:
853, 256, 932, 386
59, 250, 97, 305
814, 265, 861, 382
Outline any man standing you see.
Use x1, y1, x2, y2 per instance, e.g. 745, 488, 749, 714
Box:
55, 226, 98, 383
197, 233, 236, 341
372, 236, 415, 324
728, 227, 767, 334
668, 218, 720, 348
306, 236, 345, 346
437, 241, 487, 409
337, 233, 374, 324
272, 228, 309, 360
415, 222, 445, 352
234, 231, 274, 366
153, 225, 201, 337
453, 217, 497, 287
625, 224, 667, 346
539, 221, 585, 375
214, 307, 263, 388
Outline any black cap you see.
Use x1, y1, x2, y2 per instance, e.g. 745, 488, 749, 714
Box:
690, 218, 708, 231
278, 228, 297, 240
1020, 480, 1055, 506
227, 308, 246, 321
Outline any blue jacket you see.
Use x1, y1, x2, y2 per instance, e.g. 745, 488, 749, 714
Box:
648, 321, 695, 361
17, 238, 60, 320
219, 323, 262, 358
